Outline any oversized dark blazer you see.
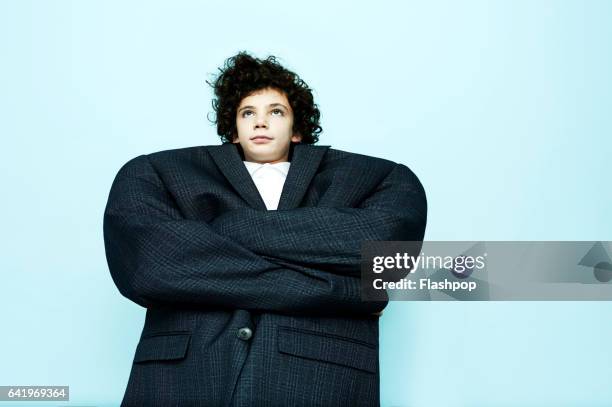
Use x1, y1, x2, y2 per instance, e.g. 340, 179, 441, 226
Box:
103, 142, 427, 407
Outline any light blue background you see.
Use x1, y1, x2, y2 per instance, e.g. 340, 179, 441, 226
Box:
1, 1, 611, 406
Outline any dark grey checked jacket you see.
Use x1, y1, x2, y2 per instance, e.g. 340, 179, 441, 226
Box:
103, 143, 427, 407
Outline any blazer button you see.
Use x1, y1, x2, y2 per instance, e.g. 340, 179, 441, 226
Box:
237, 327, 252, 341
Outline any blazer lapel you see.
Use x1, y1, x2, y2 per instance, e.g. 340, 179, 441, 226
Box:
277, 144, 329, 210
205, 143, 329, 211
205, 143, 267, 210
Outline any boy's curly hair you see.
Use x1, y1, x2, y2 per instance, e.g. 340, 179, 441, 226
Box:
208, 52, 321, 144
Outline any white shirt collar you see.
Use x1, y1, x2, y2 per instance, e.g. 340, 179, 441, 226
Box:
243, 161, 291, 177
242, 161, 291, 210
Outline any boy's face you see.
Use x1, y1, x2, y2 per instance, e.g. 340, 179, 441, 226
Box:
233, 87, 302, 163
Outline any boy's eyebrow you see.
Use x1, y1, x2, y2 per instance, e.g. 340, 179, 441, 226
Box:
237, 103, 289, 112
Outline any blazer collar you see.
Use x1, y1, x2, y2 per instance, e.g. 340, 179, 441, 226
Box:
205, 143, 329, 210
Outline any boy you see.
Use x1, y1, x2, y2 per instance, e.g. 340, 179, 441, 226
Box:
103, 52, 427, 406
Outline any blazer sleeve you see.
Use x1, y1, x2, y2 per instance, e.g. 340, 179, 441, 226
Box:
103, 155, 383, 315
210, 163, 427, 277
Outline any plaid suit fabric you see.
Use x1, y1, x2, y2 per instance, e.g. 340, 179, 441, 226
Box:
103, 143, 427, 406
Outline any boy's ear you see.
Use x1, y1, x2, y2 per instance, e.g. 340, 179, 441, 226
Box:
291, 133, 302, 143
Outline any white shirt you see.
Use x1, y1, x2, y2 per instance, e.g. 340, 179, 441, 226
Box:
243, 161, 290, 210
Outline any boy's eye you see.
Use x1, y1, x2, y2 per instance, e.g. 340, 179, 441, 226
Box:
271, 109, 283, 116
241, 110, 254, 117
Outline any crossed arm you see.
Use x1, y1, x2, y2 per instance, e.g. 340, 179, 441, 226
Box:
210, 163, 427, 277
103, 155, 426, 316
